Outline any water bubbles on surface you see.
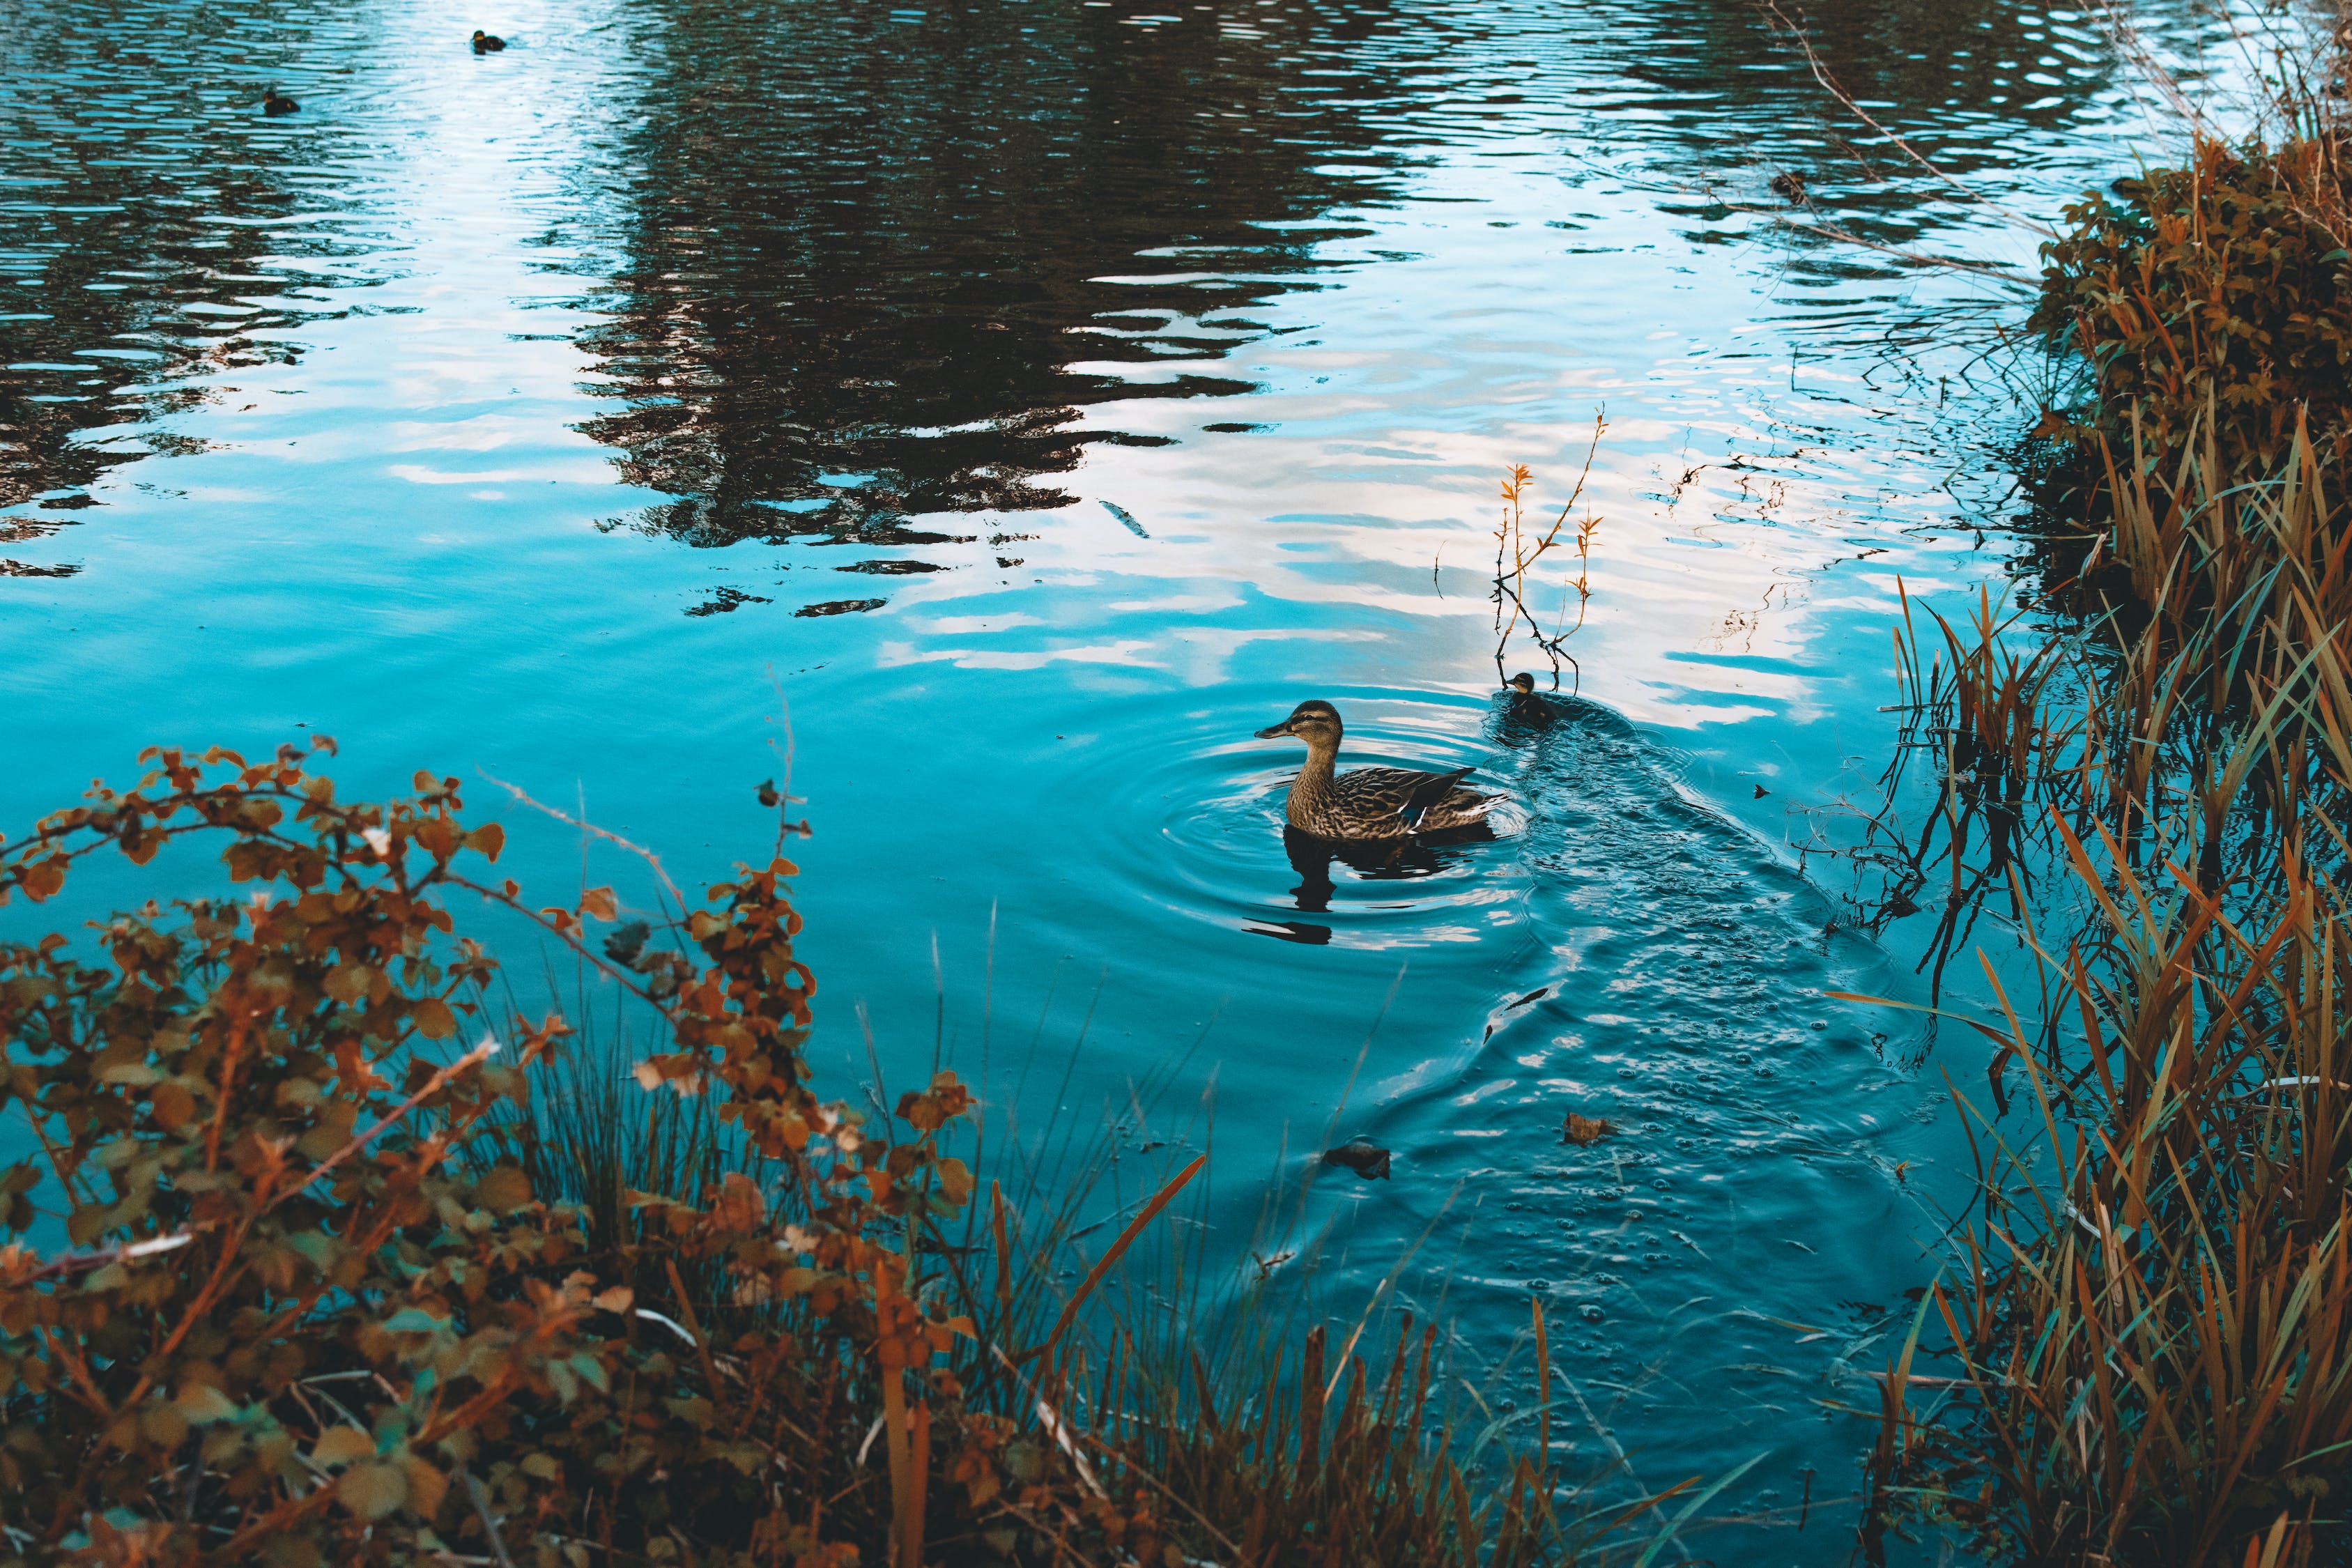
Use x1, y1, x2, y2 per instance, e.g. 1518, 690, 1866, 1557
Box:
1580, 1305, 1604, 1323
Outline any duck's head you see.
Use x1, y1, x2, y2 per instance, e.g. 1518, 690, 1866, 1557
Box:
1507, 672, 1536, 695
1255, 699, 1343, 746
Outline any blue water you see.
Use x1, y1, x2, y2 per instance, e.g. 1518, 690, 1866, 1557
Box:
1, 0, 2234, 1555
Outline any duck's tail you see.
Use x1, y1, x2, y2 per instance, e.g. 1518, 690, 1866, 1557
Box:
1401, 778, 1497, 831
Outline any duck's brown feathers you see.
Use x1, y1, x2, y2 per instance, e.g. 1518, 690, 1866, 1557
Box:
1284, 760, 1494, 840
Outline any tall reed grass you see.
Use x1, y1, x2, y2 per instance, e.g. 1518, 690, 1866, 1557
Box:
1861, 404, 2352, 1565
502, 958, 1701, 1565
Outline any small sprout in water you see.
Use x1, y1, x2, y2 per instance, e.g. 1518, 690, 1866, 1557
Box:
755, 778, 781, 808
1562, 1112, 1616, 1147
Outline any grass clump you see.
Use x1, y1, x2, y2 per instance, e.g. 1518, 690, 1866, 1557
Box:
1860, 403, 2352, 1565
0, 744, 1663, 1566
1854, 43, 2352, 1558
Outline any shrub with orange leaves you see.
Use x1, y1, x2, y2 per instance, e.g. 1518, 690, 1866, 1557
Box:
1, 743, 1635, 1568
0, 742, 1028, 1568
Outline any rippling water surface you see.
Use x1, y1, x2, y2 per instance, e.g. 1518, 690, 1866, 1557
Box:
3, 0, 2231, 1553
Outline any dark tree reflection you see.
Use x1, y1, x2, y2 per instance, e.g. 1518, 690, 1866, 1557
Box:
563, 0, 1408, 569
0, 0, 378, 555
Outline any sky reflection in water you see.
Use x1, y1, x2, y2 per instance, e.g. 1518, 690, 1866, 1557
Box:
0, 0, 2227, 1551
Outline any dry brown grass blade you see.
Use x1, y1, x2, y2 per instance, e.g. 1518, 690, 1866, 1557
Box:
1014, 1153, 1205, 1371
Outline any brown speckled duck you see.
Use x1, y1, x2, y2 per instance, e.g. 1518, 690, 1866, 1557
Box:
1254, 700, 1495, 841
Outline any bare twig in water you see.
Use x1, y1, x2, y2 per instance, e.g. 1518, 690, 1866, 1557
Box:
475, 768, 690, 914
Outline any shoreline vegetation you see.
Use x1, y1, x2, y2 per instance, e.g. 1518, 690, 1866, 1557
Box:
1852, 10, 2352, 1564
0, 754, 1694, 1566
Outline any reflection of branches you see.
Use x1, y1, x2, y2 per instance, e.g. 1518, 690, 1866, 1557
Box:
1757, 1, 2060, 242
1714, 202, 2036, 285
1791, 582, 2084, 1008
1491, 412, 1606, 694
2079, 0, 2349, 249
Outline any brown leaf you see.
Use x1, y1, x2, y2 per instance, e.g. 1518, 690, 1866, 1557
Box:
401, 1454, 448, 1521
151, 1082, 196, 1131
337, 1460, 408, 1520
311, 1426, 374, 1468
935, 1156, 976, 1210
1562, 1113, 1617, 1147
474, 1166, 532, 1215
412, 996, 457, 1040
322, 962, 373, 1005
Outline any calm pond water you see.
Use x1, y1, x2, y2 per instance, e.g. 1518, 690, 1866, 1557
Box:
2, 0, 2229, 1555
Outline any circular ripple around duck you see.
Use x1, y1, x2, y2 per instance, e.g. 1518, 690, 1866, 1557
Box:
1052, 688, 1532, 952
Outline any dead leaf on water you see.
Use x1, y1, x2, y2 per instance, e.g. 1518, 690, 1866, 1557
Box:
1562, 1112, 1616, 1147
1321, 1138, 1391, 1180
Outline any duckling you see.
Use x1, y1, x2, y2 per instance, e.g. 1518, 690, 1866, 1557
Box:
472, 29, 506, 51
1504, 671, 1558, 727
262, 86, 298, 116
1768, 170, 1806, 203
1254, 700, 1495, 841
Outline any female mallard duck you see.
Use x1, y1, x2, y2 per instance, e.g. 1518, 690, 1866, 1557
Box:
1254, 700, 1495, 840
262, 86, 298, 115
472, 29, 507, 51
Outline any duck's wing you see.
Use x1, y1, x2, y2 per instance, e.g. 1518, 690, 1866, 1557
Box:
1416, 785, 1499, 833
1337, 765, 1479, 824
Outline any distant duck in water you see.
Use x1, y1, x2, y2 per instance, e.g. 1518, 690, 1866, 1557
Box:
1505, 671, 1558, 726
1254, 699, 1496, 841
472, 29, 506, 51
262, 86, 298, 115
1768, 170, 1806, 203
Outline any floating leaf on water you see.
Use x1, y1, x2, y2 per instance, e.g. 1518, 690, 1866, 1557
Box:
1562, 1112, 1616, 1147
604, 921, 650, 965
1321, 1138, 1391, 1180
1098, 499, 1148, 538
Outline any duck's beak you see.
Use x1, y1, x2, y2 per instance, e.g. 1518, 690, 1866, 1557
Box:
1253, 718, 1293, 739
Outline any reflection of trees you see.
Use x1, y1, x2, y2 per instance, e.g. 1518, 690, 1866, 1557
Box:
566, 0, 1404, 569
1622, 0, 2131, 251
0, 0, 367, 558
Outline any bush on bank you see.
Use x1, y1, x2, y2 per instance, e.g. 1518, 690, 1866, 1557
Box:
1861, 123, 2352, 1565
2031, 136, 2351, 476
0, 745, 1605, 1567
